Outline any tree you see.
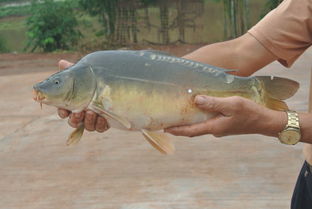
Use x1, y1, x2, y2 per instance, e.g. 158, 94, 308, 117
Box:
261, 0, 283, 17
79, 0, 144, 45
79, 0, 118, 41
25, 0, 81, 52
223, 0, 250, 39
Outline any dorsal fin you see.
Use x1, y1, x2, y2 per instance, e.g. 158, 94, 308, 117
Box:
141, 50, 172, 56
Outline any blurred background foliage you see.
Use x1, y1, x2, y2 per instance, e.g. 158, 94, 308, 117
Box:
25, 0, 81, 52
0, 34, 8, 52
0, 0, 283, 53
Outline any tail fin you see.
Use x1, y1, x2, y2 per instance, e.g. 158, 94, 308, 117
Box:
256, 76, 299, 111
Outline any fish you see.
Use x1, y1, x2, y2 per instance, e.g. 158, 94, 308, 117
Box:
33, 50, 299, 154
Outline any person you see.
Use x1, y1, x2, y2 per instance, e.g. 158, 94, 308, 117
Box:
57, 0, 311, 208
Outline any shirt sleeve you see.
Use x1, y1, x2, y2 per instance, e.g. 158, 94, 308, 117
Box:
248, 0, 312, 67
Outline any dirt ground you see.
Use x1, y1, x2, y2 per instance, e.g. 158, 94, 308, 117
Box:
0, 46, 311, 209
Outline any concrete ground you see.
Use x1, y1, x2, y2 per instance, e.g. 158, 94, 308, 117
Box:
0, 48, 311, 209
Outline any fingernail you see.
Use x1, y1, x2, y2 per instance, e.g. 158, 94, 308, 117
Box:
74, 113, 81, 119
86, 111, 94, 120
59, 111, 65, 118
165, 128, 175, 133
195, 96, 206, 105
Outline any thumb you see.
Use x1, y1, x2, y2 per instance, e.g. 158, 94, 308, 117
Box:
194, 95, 234, 116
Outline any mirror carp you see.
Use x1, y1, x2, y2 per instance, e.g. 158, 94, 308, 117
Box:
33, 50, 299, 154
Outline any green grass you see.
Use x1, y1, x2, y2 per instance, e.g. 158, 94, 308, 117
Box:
0, 35, 9, 52
0, 13, 102, 52
0, 16, 27, 52
0, 16, 26, 30
0, 5, 31, 18
0, 0, 28, 3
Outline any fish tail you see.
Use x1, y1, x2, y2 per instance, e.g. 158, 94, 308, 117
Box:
256, 76, 299, 111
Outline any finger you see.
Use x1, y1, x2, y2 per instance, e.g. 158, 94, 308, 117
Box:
70, 112, 85, 125
68, 112, 84, 128
165, 123, 212, 137
194, 95, 239, 116
95, 116, 109, 133
68, 114, 78, 128
84, 110, 97, 132
165, 115, 228, 137
58, 108, 70, 119
58, 59, 74, 71
164, 118, 216, 137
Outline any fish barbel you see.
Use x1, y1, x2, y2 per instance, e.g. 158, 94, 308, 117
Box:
33, 50, 299, 154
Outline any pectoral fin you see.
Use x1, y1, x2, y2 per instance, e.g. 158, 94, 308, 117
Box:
67, 123, 85, 145
90, 105, 131, 129
141, 129, 175, 155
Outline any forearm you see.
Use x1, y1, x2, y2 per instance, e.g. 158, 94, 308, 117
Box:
299, 113, 312, 144
183, 40, 239, 70
183, 33, 277, 76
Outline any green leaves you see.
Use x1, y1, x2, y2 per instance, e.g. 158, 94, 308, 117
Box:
0, 5, 31, 18
25, 0, 81, 52
0, 35, 8, 52
261, 0, 282, 17
79, 0, 118, 36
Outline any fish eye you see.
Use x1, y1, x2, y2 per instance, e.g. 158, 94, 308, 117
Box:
54, 80, 60, 85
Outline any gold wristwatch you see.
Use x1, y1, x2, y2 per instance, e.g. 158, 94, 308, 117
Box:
278, 111, 301, 145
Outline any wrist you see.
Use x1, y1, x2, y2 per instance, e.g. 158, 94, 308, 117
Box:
261, 110, 287, 137
298, 113, 312, 143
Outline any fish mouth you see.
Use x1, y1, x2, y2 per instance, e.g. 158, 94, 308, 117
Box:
33, 89, 47, 109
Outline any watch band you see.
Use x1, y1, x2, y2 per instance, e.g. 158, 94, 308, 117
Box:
278, 110, 301, 145
286, 111, 300, 128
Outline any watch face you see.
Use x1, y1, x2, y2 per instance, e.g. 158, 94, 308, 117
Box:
279, 130, 301, 145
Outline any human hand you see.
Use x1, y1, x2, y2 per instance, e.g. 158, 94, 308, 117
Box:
165, 95, 287, 138
57, 60, 109, 132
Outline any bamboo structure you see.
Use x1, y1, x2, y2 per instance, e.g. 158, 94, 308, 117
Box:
159, 1, 170, 44
81, 0, 281, 46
